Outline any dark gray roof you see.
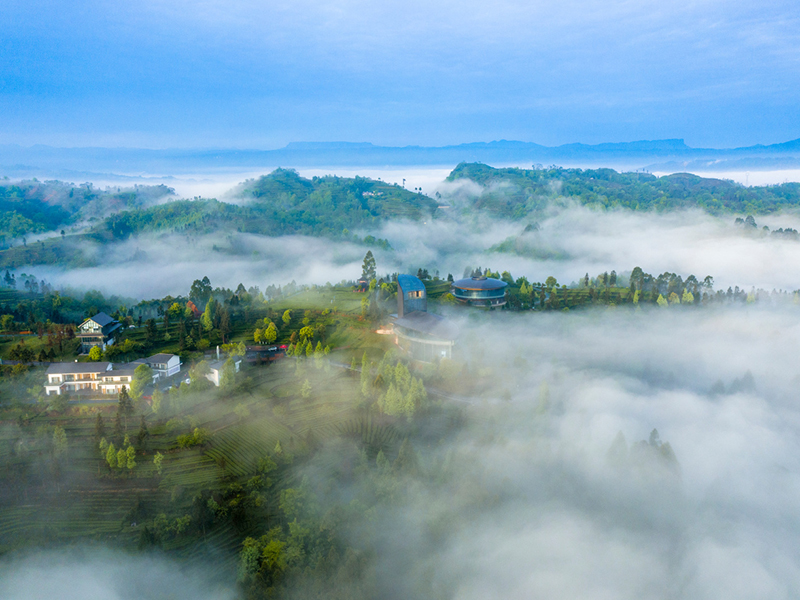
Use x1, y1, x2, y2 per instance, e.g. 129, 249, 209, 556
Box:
452, 276, 508, 291
87, 312, 118, 327
102, 369, 136, 378
46, 362, 111, 375
393, 311, 457, 340
147, 353, 176, 364
207, 360, 226, 371
397, 274, 426, 293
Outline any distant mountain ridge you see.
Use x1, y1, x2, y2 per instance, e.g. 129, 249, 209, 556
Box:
2, 138, 800, 177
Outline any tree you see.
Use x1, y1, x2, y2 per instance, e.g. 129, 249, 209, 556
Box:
130, 364, 153, 403
362, 250, 377, 281
189, 361, 211, 387
545, 276, 557, 288
360, 352, 370, 397
219, 308, 231, 342
190, 276, 212, 305
656, 294, 668, 307
282, 310, 292, 326
117, 447, 127, 469
220, 358, 236, 391
118, 386, 134, 419
88, 345, 102, 361
126, 445, 136, 470
264, 323, 277, 344
154, 451, 164, 475
201, 297, 216, 331
113, 410, 123, 441
53, 426, 68, 459
151, 388, 163, 415
106, 442, 117, 468
137, 415, 149, 449
94, 412, 106, 444
300, 379, 312, 398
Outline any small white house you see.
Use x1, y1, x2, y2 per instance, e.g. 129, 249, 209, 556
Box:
206, 359, 241, 387
133, 353, 181, 379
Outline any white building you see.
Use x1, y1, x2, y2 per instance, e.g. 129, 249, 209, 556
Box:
45, 362, 113, 395
132, 353, 181, 379
206, 358, 241, 387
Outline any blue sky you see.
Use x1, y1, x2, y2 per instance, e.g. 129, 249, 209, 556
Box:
1, 0, 799, 148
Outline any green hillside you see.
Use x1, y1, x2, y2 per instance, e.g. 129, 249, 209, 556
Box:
447, 162, 800, 217
0, 180, 174, 242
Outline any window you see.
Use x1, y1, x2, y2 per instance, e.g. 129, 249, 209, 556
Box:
408, 291, 423, 299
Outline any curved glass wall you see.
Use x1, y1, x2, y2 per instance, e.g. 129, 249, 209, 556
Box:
452, 288, 505, 300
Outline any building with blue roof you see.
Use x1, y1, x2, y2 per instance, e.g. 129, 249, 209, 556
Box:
393, 274, 455, 362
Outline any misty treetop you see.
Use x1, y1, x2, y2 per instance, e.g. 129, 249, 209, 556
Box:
447, 162, 800, 217
0, 180, 173, 242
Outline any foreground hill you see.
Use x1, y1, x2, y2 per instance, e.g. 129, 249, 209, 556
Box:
447, 163, 800, 217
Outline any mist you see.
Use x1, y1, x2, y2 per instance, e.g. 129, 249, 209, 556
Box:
24, 203, 800, 299
0, 547, 236, 600
293, 305, 800, 599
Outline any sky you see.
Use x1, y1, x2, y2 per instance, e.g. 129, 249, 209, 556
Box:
1, 0, 799, 149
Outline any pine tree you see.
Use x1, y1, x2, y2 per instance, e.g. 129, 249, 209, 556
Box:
360, 352, 371, 398
137, 416, 149, 449
94, 412, 106, 444
116, 448, 127, 469
126, 446, 136, 470
113, 411, 123, 442
361, 251, 377, 280
106, 442, 117, 468
151, 388, 163, 415
53, 426, 68, 459
392, 439, 419, 476
118, 386, 133, 419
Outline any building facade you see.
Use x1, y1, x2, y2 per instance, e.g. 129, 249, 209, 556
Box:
206, 358, 242, 386
451, 276, 508, 307
77, 312, 122, 354
133, 353, 181, 378
397, 274, 427, 317
392, 274, 456, 362
44, 362, 115, 395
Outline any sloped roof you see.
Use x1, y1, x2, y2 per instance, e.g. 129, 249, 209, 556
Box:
397, 274, 426, 294
87, 312, 118, 327
147, 353, 177, 364
393, 311, 457, 340
46, 362, 111, 375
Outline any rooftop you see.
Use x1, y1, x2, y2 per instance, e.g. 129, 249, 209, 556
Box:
84, 312, 118, 327
452, 276, 508, 291
46, 361, 111, 375
147, 353, 176, 364
393, 311, 457, 340
397, 274, 426, 293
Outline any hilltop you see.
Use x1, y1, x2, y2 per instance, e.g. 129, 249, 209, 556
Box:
446, 163, 800, 217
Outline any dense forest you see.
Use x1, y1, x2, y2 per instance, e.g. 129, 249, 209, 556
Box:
94, 169, 435, 242
446, 163, 800, 217
0, 179, 174, 242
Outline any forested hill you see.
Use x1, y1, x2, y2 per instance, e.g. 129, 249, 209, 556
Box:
236, 168, 437, 226
447, 163, 800, 216
0, 180, 173, 241
94, 169, 437, 241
